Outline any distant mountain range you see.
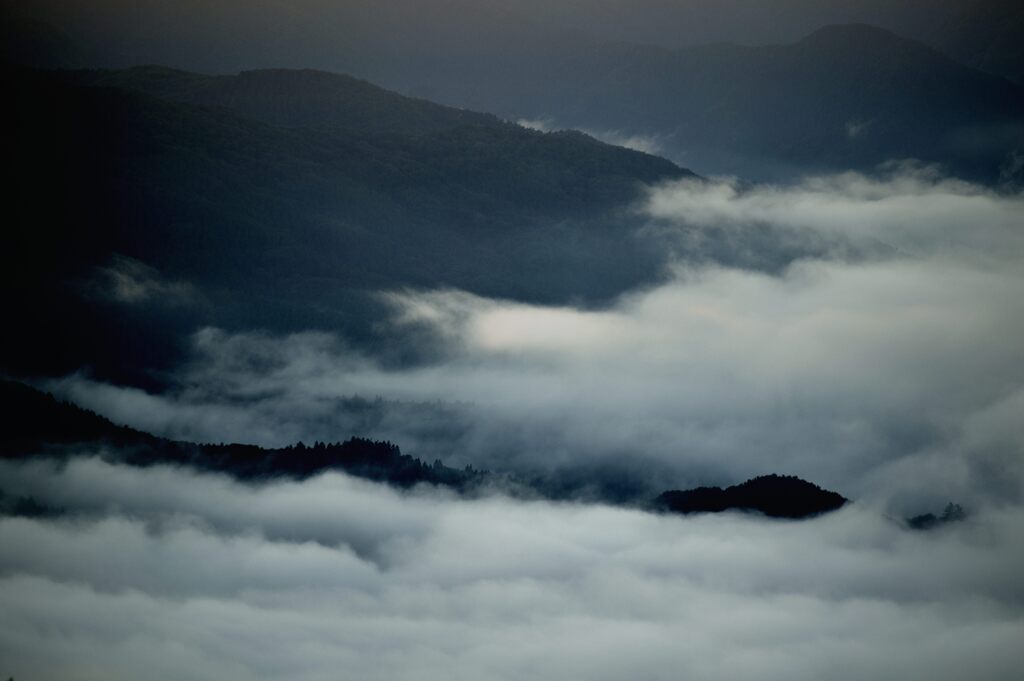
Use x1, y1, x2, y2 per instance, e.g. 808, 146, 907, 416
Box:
0, 380, 848, 520
1, 379, 971, 526
0, 380, 480, 489
2, 1, 998, 72
9, 3, 1022, 182
401, 23, 1024, 182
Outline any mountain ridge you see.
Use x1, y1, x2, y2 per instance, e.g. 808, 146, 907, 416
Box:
352, 22, 1024, 183
0, 379, 848, 520
0, 379, 481, 488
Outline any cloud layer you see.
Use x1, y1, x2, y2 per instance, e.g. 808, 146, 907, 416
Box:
7, 168, 1024, 679
50, 169, 1024, 510
2, 457, 1023, 681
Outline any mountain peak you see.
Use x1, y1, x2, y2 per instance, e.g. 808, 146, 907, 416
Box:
796, 22, 938, 57
794, 23, 957, 69
801, 23, 905, 45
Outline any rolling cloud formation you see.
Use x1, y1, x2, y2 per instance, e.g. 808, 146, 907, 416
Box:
4, 168, 1024, 679
2, 457, 1024, 681
51, 168, 1024, 510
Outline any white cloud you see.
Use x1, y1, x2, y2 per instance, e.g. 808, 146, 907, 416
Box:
1, 459, 1023, 681
517, 117, 555, 132
46, 169, 1024, 510
11, 168, 1024, 677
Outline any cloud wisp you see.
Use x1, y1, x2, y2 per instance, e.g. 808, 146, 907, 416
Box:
87, 254, 198, 306
518, 118, 667, 156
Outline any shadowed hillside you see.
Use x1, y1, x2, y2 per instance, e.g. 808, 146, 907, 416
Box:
2, 66, 693, 385
474, 24, 1024, 182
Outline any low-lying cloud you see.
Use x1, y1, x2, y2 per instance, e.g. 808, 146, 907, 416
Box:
48, 168, 1024, 511
8, 167, 1024, 679
1, 458, 1023, 681
645, 164, 1024, 262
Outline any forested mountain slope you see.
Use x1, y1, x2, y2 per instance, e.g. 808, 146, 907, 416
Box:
3, 66, 692, 383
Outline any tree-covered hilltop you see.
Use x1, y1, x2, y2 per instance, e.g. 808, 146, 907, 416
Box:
653, 474, 848, 519
0, 380, 481, 489
907, 502, 967, 530
2, 380, 850, 520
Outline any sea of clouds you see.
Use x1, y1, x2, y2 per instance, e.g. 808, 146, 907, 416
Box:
7, 166, 1024, 679
49, 166, 1024, 509
1, 456, 1023, 680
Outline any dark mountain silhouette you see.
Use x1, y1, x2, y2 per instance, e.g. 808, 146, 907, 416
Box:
0, 380, 481, 488
2, 380, 848, 520
13, 5, 1022, 182
2, 65, 693, 384
11, 1, 978, 80
451, 23, 1024, 182
654, 474, 848, 519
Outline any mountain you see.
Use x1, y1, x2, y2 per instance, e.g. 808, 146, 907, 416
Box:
418, 23, 1024, 182
72, 66, 503, 136
2, 65, 692, 384
12, 1, 976, 72
1, 380, 849, 519
13, 5, 1023, 181
907, 502, 968, 530
0, 380, 481, 488
932, 0, 1024, 85
654, 474, 848, 519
